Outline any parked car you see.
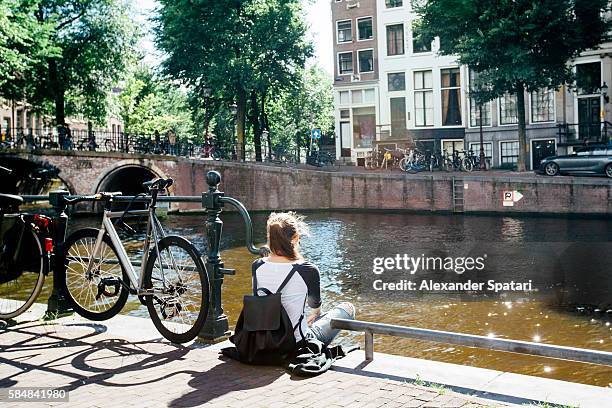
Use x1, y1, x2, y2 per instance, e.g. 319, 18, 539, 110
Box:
536, 145, 612, 178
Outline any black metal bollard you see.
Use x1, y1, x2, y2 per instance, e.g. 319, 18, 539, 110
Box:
198, 171, 232, 342
45, 190, 73, 318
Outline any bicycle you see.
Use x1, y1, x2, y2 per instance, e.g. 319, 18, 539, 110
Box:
62, 178, 210, 343
0, 165, 55, 320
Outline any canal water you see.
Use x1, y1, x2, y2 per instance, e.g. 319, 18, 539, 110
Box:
51, 211, 612, 386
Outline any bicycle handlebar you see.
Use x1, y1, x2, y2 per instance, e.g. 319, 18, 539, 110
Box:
64, 192, 123, 205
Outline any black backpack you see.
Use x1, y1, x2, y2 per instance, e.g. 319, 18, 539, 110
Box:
226, 264, 304, 365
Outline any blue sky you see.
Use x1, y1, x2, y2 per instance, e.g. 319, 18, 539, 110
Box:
133, 0, 333, 75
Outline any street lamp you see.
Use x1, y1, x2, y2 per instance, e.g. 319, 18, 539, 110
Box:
230, 102, 238, 160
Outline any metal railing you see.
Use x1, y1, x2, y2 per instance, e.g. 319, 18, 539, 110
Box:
331, 318, 612, 366
557, 121, 612, 146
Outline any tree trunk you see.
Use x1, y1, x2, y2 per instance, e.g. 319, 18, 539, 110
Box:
249, 91, 262, 162
516, 84, 528, 172
235, 88, 247, 161
49, 59, 65, 126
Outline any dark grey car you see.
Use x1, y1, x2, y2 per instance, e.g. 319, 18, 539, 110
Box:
537, 145, 612, 178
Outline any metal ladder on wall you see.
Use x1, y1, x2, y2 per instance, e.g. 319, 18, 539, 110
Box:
452, 176, 464, 213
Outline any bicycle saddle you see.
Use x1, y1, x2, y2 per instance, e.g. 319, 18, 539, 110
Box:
142, 178, 173, 190
0, 193, 24, 209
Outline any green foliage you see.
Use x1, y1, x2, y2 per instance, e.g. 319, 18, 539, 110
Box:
0, 0, 57, 100
1, 0, 139, 125
155, 0, 314, 157
117, 65, 193, 136
266, 65, 334, 152
417, 0, 611, 170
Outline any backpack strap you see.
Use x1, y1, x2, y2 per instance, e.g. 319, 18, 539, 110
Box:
275, 265, 298, 294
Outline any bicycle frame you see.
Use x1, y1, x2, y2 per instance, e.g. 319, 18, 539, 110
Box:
86, 200, 169, 295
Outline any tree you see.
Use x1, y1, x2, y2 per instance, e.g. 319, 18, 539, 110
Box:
117, 65, 194, 136
417, 0, 611, 171
266, 65, 334, 156
0, 0, 56, 120
155, 0, 312, 160
28, 0, 139, 126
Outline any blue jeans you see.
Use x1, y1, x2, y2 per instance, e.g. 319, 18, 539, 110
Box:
307, 302, 356, 346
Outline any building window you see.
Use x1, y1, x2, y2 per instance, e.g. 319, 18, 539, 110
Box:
386, 24, 404, 56
340, 109, 350, 119
385, 0, 403, 8
339, 91, 350, 105
411, 22, 431, 53
338, 52, 353, 75
352, 90, 363, 104
390, 97, 406, 138
468, 70, 491, 127
469, 142, 492, 162
499, 93, 518, 125
500, 141, 519, 165
337, 20, 352, 43
340, 121, 351, 150
357, 17, 373, 40
388, 72, 405, 92
364, 88, 375, 103
358, 49, 374, 73
441, 68, 461, 126
531, 89, 555, 123
414, 70, 433, 127
352, 107, 376, 148
576, 62, 601, 95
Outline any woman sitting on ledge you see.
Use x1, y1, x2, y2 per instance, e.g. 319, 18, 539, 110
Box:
254, 211, 356, 346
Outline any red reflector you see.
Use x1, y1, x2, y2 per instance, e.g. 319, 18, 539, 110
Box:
45, 238, 53, 253
34, 214, 50, 228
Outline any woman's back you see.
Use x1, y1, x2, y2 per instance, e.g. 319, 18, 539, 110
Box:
252, 258, 321, 341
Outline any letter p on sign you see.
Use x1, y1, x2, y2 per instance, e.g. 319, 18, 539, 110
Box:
503, 190, 523, 207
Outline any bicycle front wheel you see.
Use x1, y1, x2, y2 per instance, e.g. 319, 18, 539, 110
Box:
144, 235, 209, 343
0, 228, 46, 319
63, 228, 129, 321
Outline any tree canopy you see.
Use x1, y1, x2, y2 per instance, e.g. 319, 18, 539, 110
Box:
418, 0, 611, 171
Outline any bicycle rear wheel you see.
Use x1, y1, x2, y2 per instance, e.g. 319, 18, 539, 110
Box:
63, 228, 129, 321
0, 227, 45, 319
144, 235, 209, 343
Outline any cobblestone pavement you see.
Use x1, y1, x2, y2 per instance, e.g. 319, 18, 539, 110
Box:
0, 317, 510, 408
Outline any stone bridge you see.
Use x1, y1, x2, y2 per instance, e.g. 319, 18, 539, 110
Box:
1, 149, 611, 215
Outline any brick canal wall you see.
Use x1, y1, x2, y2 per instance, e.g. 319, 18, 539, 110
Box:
171, 161, 612, 216
2, 150, 611, 215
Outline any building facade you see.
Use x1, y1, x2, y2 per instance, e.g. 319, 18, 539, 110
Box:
332, 0, 381, 165
332, 0, 612, 170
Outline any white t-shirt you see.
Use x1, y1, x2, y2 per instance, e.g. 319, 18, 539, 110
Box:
252, 258, 321, 341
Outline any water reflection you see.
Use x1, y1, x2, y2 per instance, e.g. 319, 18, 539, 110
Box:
65, 211, 612, 387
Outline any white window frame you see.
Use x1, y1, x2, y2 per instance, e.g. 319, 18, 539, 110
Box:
498, 93, 519, 127
440, 66, 463, 127
467, 69, 492, 129
440, 139, 465, 156
336, 19, 352, 44
413, 69, 434, 128
409, 21, 433, 55
357, 49, 374, 74
357, 16, 374, 42
468, 142, 493, 162
498, 140, 520, 165
338, 91, 350, 106
337, 51, 353, 75
385, 0, 404, 9
529, 88, 556, 124
385, 23, 405, 57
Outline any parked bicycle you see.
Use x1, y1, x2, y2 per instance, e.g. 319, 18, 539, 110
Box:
442, 150, 473, 172
0, 165, 55, 320
62, 178, 210, 343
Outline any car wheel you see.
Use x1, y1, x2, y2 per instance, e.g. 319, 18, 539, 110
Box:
544, 162, 559, 176
605, 164, 612, 178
